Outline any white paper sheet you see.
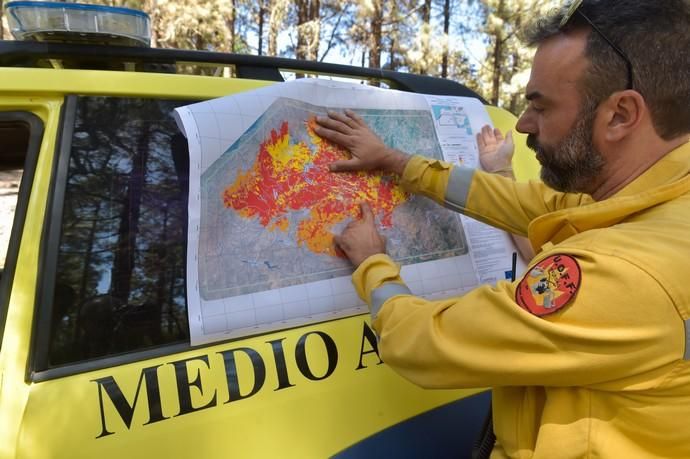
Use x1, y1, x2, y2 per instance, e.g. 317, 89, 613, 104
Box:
175, 79, 522, 345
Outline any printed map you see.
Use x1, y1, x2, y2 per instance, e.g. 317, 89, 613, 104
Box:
431, 104, 472, 134
199, 98, 468, 300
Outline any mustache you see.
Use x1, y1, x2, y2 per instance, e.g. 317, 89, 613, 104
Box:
526, 134, 546, 162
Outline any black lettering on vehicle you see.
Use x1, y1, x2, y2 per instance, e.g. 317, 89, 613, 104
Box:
218, 347, 266, 403
93, 328, 348, 437
355, 321, 383, 370
171, 355, 217, 416
295, 331, 337, 381
267, 338, 296, 391
92, 364, 167, 438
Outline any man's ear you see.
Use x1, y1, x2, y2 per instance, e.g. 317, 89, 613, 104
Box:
600, 90, 646, 142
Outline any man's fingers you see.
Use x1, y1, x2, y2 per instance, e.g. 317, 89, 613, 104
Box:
329, 158, 361, 172
482, 125, 494, 145
315, 115, 352, 135
494, 128, 504, 141
476, 132, 485, 148
505, 130, 513, 145
328, 110, 358, 130
359, 202, 374, 223
344, 109, 366, 127
315, 126, 350, 148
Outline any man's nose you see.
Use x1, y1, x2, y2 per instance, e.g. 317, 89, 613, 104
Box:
516, 111, 536, 135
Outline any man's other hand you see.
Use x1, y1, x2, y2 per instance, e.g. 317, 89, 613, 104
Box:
333, 202, 387, 267
314, 109, 409, 175
477, 125, 515, 176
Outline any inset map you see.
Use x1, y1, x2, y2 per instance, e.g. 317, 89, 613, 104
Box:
199, 98, 468, 300
432, 105, 472, 133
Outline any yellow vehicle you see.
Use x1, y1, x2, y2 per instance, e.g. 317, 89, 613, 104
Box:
0, 2, 537, 458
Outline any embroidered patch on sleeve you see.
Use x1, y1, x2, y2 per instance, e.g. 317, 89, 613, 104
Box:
515, 254, 581, 316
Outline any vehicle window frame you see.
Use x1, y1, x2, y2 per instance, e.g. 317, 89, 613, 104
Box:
0, 111, 45, 352
28, 85, 486, 382
31, 95, 199, 382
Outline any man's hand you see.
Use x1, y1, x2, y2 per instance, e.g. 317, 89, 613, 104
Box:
314, 109, 409, 175
333, 202, 387, 267
477, 125, 534, 261
477, 125, 515, 176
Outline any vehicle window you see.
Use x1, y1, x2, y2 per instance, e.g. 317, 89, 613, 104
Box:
0, 121, 28, 272
49, 97, 192, 366
0, 113, 43, 351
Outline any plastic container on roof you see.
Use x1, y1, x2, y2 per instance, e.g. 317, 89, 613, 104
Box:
6, 1, 150, 47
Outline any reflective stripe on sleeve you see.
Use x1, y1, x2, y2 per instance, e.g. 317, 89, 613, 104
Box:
370, 283, 412, 319
443, 166, 475, 212
685, 318, 690, 360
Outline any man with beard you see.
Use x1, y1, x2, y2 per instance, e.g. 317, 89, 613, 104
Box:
313, 0, 690, 457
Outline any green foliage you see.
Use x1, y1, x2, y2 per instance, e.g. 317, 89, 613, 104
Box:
476, 0, 560, 113
0, 0, 563, 112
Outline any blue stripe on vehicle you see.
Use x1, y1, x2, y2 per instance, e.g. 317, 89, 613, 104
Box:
332, 390, 492, 459
6, 1, 150, 18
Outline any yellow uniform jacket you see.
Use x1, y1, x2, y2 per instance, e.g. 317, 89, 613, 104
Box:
352, 142, 690, 458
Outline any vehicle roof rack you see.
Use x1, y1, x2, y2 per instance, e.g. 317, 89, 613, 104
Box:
0, 41, 486, 102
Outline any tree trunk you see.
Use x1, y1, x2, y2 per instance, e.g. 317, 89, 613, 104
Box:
422, 0, 432, 23
491, 38, 503, 105
110, 126, 149, 303
508, 14, 523, 114
416, 0, 432, 75
258, 0, 265, 55
387, 1, 398, 70
145, 0, 158, 47
226, 0, 237, 52
154, 203, 169, 342
491, 0, 506, 105
296, 0, 320, 61
508, 52, 520, 114
268, 0, 287, 56
308, 0, 320, 59
441, 0, 451, 78
368, 0, 382, 69
73, 200, 101, 342
297, 0, 307, 59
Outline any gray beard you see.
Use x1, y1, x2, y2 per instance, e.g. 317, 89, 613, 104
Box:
526, 107, 606, 193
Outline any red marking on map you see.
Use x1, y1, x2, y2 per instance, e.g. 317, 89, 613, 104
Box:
223, 119, 408, 257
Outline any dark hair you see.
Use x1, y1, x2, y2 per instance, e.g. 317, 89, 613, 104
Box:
523, 0, 690, 140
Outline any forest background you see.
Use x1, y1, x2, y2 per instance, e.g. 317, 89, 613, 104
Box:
0, 0, 560, 115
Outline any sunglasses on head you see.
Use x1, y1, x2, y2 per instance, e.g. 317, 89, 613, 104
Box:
560, 0, 634, 90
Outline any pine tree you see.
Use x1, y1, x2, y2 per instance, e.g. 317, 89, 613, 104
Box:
476, 0, 559, 112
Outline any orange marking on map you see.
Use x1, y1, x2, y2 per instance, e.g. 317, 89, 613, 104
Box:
223, 118, 408, 257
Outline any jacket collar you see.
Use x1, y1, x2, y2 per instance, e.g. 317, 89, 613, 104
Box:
612, 141, 690, 199
529, 141, 690, 249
